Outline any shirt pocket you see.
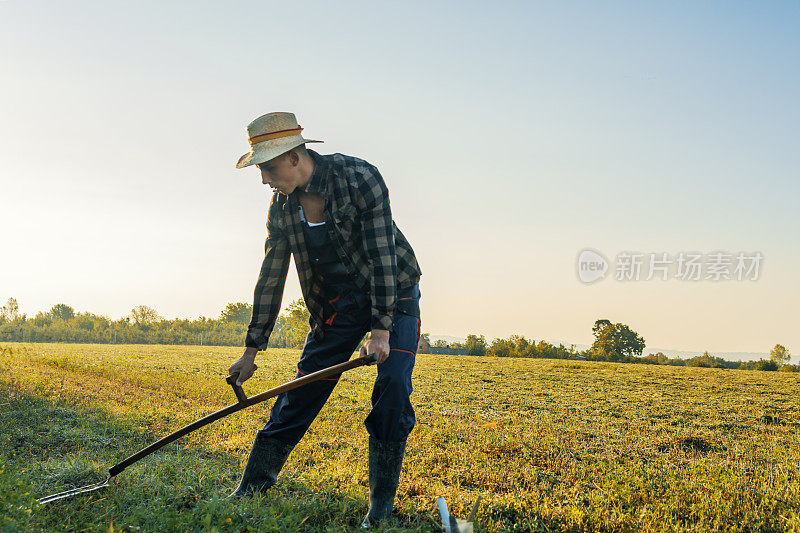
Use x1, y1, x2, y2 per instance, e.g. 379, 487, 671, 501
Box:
332, 203, 359, 243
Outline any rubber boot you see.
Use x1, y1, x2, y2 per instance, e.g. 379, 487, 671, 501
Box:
361, 437, 406, 527
226, 433, 295, 500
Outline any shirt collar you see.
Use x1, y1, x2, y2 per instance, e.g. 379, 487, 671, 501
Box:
302, 148, 329, 199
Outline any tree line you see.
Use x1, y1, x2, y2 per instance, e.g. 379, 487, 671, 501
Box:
427, 319, 796, 372
1, 299, 794, 371
0, 297, 310, 349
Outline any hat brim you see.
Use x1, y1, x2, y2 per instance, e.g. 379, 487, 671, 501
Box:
236, 136, 324, 169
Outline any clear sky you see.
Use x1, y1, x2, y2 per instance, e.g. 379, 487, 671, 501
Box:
1, 1, 797, 357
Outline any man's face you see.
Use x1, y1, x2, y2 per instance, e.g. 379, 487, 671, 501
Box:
257, 151, 298, 194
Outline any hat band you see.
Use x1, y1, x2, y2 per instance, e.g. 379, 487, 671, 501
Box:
248, 126, 303, 146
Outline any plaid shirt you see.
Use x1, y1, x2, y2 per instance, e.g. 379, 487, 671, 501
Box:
245, 148, 422, 350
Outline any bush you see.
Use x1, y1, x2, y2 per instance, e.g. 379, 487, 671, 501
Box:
755, 359, 779, 371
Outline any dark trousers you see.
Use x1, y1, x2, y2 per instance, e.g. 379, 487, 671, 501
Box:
259, 284, 421, 445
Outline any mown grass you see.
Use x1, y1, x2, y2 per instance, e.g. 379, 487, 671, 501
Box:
1, 342, 799, 532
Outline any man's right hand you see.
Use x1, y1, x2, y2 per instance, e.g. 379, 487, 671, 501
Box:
229, 347, 259, 386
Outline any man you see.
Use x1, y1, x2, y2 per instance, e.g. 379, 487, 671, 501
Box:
226, 112, 422, 527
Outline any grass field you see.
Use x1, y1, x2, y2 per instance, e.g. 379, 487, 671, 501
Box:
1, 342, 799, 532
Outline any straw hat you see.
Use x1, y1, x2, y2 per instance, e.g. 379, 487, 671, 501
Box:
235, 112, 323, 169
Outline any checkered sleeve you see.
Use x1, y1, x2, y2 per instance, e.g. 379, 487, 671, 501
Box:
359, 165, 398, 331
245, 193, 291, 350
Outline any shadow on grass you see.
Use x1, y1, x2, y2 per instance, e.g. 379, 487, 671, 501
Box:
0, 383, 439, 532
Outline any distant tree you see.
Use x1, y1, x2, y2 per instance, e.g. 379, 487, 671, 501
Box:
509, 335, 531, 357
220, 302, 253, 326
590, 319, 646, 362
130, 305, 161, 326
50, 304, 75, 321
283, 299, 310, 348
687, 351, 713, 367
535, 340, 558, 359
1, 297, 20, 322
770, 344, 791, 365
487, 337, 512, 357
641, 352, 669, 365
71, 313, 95, 331
755, 359, 778, 371
267, 314, 289, 347
33, 311, 53, 327
464, 334, 487, 356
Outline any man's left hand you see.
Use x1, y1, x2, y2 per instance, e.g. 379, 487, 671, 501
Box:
360, 329, 391, 364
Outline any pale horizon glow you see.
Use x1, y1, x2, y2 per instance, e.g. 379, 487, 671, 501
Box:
1, 1, 798, 358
